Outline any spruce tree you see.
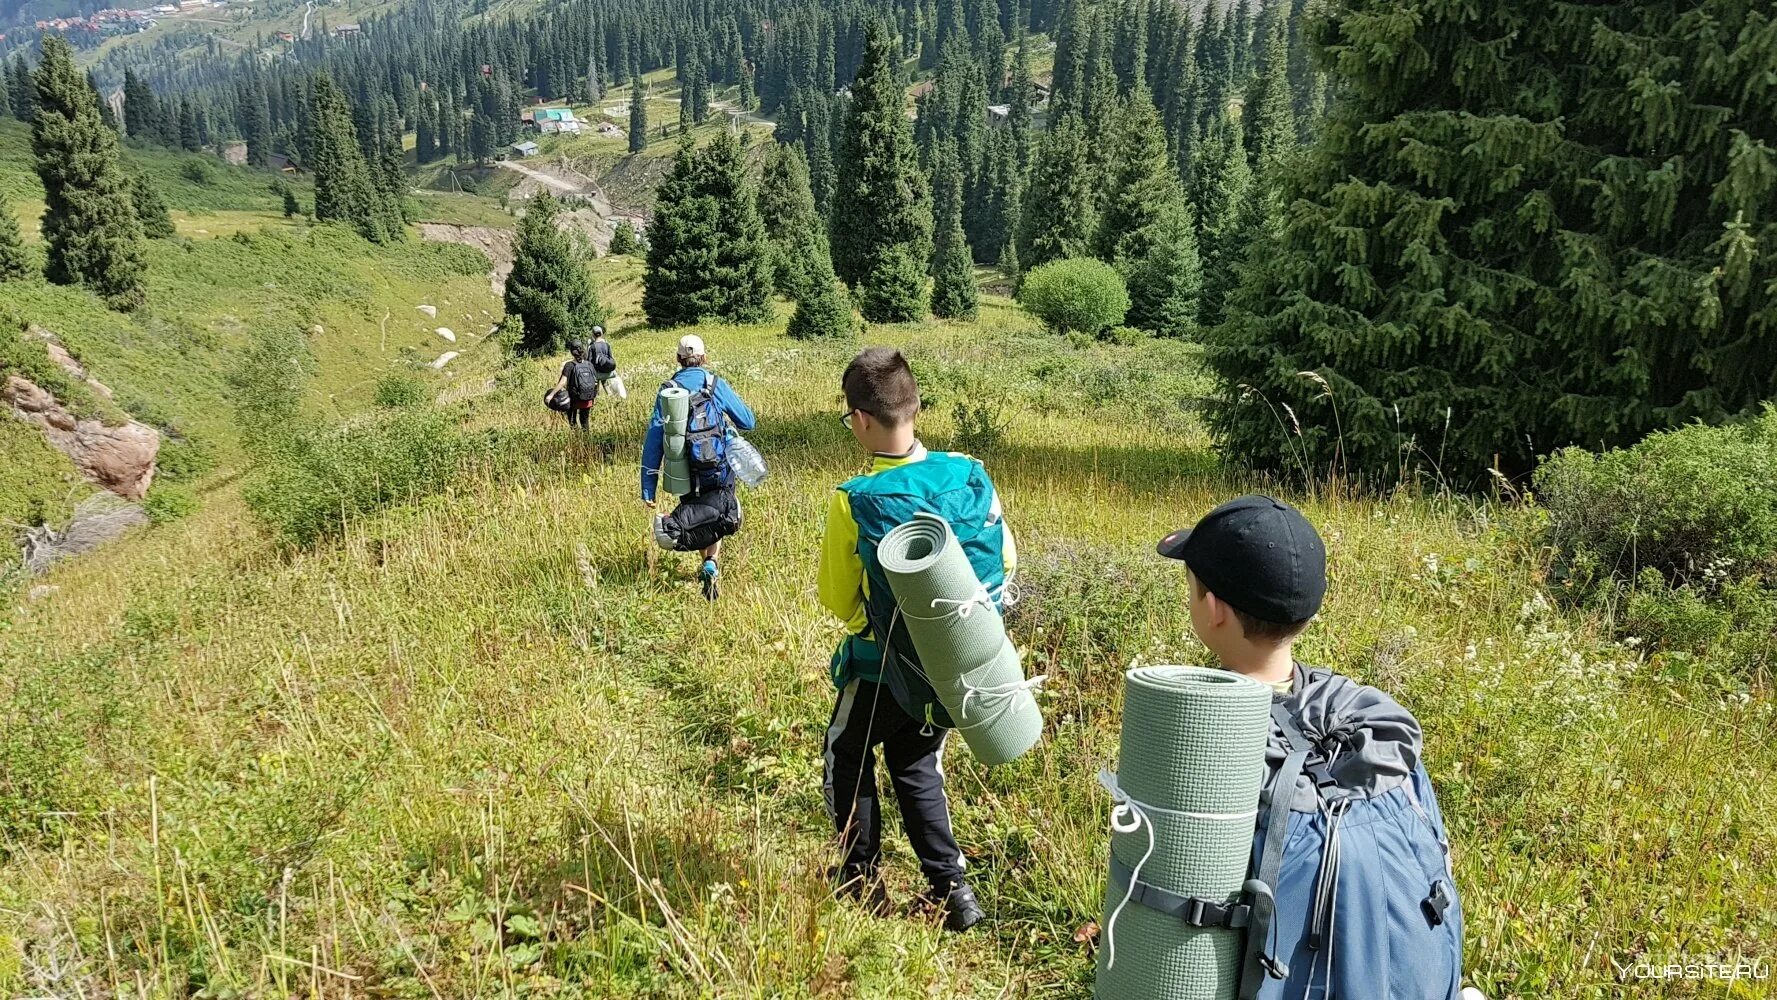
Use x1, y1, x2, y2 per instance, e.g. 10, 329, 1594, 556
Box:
628, 75, 647, 152
121, 69, 159, 143
308, 73, 392, 244
31, 38, 147, 312
1208, 0, 1777, 483
1097, 88, 1182, 262
130, 174, 176, 239
643, 134, 773, 327
179, 98, 201, 151
505, 191, 603, 354
282, 185, 302, 218
9, 57, 32, 122
1190, 108, 1252, 326
831, 21, 932, 322
1125, 201, 1200, 337
88, 72, 116, 132
786, 266, 857, 340
757, 143, 830, 301
0, 191, 29, 282
929, 144, 978, 320
609, 220, 641, 255
1017, 113, 1095, 271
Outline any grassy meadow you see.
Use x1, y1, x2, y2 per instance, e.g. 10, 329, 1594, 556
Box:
2, 239, 1772, 998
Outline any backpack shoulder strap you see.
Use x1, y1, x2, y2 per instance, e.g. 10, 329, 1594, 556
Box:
1239, 702, 1315, 998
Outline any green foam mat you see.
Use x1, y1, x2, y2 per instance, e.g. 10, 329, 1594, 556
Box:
878, 513, 1042, 766
659, 385, 691, 498
1095, 666, 1272, 1000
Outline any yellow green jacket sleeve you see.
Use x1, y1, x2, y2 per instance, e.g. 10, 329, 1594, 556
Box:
818, 488, 870, 634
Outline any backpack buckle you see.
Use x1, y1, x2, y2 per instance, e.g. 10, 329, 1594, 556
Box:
1423, 879, 1451, 927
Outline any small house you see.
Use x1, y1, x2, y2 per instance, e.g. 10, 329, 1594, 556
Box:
528, 106, 583, 135
596, 122, 623, 138
986, 103, 1011, 126
510, 140, 539, 158
334, 23, 360, 35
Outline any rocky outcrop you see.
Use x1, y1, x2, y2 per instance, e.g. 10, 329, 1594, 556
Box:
2, 375, 161, 500
21, 494, 148, 573
27, 325, 119, 400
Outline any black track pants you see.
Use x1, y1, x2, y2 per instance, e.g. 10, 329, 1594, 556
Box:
822, 678, 965, 891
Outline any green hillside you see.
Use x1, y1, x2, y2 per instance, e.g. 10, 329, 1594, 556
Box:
2, 230, 1773, 995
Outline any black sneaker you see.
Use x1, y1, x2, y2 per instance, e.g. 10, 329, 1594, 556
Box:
925, 882, 984, 933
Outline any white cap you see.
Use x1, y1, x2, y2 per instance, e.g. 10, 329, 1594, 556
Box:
677, 334, 705, 358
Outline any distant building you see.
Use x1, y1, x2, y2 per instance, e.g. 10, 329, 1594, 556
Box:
274, 29, 293, 40
510, 140, 539, 158
527, 106, 583, 135
177, 0, 203, 11
334, 23, 360, 35
152, 4, 176, 13
269, 152, 298, 173
987, 103, 1011, 126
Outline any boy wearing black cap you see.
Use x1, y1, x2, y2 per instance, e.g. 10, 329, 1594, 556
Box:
1156, 495, 1468, 998
1154, 493, 1327, 694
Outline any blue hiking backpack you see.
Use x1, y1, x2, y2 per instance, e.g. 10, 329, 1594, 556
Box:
680, 369, 733, 493
1108, 664, 1464, 999
1241, 665, 1464, 999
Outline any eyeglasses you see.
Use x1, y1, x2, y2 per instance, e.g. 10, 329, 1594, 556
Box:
840, 408, 870, 430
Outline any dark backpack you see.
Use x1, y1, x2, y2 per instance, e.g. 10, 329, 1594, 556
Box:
591, 340, 616, 375
682, 371, 732, 490
568, 359, 600, 401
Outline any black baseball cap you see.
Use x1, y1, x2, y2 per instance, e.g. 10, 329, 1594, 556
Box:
1157, 495, 1327, 623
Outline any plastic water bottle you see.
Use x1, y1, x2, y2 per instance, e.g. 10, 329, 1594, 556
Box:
728, 435, 767, 487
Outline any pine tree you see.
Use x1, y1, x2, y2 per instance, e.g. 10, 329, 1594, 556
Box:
308, 73, 393, 244
609, 220, 641, 255
130, 174, 176, 239
1017, 113, 1095, 271
628, 74, 647, 152
1049, 0, 1087, 115
929, 144, 978, 319
642, 134, 773, 326
1190, 107, 1251, 326
282, 185, 302, 218
0, 66, 10, 122
31, 38, 147, 311
1096, 87, 1184, 266
1208, 0, 1777, 482
1125, 201, 1200, 337
831, 22, 932, 322
122, 69, 160, 143
0, 191, 29, 281
505, 191, 603, 354
757, 143, 831, 301
243, 83, 272, 166
88, 72, 116, 132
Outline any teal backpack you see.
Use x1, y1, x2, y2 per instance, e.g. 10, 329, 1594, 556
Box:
839, 452, 1009, 728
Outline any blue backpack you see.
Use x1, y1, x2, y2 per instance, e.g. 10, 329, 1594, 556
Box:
1111, 665, 1464, 999
680, 370, 732, 493
1238, 685, 1464, 1000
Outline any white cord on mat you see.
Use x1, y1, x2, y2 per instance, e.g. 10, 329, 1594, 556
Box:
1096, 769, 1259, 971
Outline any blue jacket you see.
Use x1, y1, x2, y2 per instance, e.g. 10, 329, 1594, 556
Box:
641, 366, 756, 502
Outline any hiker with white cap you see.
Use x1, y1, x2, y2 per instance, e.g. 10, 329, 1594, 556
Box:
641, 334, 757, 599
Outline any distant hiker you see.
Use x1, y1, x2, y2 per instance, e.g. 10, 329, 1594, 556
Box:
551, 339, 600, 430
642, 333, 756, 600
1154, 496, 1466, 998
590, 325, 627, 400
818, 347, 1015, 933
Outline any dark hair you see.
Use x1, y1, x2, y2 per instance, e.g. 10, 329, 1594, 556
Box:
1189, 571, 1312, 645
842, 347, 920, 427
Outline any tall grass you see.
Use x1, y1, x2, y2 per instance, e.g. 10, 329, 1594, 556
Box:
0, 265, 1772, 998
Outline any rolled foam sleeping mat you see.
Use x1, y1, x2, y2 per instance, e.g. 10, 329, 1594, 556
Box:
1095, 666, 1272, 999
878, 513, 1042, 765
659, 385, 692, 497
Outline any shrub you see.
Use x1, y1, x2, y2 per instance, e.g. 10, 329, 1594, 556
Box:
144, 483, 198, 524
242, 409, 488, 548
1018, 258, 1129, 336
609, 220, 642, 255
154, 435, 214, 483
1535, 406, 1777, 682
374, 372, 428, 409
229, 326, 314, 455
1535, 407, 1777, 590
180, 160, 215, 185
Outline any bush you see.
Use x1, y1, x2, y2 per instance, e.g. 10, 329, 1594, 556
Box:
180, 160, 215, 185
1536, 407, 1777, 590
1535, 406, 1777, 682
242, 409, 488, 548
144, 483, 198, 524
1018, 258, 1129, 336
374, 372, 429, 409
229, 326, 314, 455
154, 435, 215, 483
609, 220, 642, 255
